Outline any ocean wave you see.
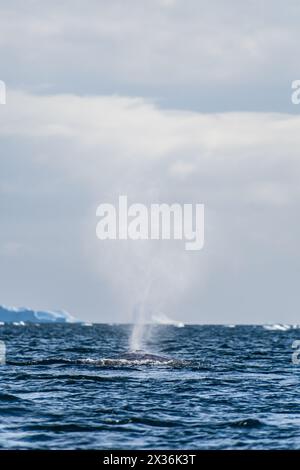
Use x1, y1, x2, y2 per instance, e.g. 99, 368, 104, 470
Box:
7, 358, 76, 366
0, 392, 27, 403
7, 353, 191, 368
1, 324, 299, 450
10, 358, 189, 368
79, 357, 185, 367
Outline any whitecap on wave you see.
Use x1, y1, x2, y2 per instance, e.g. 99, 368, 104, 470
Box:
263, 324, 300, 331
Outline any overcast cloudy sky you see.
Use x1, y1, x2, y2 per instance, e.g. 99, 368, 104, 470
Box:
0, 0, 299, 323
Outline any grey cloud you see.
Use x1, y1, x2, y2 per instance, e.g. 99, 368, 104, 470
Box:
0, 1, 299, 112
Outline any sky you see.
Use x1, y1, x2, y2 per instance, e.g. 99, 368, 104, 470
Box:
0, 0, 299, 323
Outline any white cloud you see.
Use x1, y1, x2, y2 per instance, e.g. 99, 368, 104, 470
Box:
1, 92, 300, 196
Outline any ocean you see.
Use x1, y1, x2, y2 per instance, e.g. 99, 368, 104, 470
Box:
0, 324, 299, 449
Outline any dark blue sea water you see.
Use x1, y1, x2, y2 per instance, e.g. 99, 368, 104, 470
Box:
0, 324, 299, 449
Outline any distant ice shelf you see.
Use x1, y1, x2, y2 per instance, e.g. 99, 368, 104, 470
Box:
0, 305, 79, 324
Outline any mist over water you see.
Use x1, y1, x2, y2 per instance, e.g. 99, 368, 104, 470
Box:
91, 233, 199, 351
88, 189, 206, 351
130, 303, 148, 351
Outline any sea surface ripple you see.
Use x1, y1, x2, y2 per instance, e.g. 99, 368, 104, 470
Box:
0, 324, 299, 449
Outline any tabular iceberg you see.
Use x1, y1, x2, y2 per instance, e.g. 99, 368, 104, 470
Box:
0, 305, 78, 324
